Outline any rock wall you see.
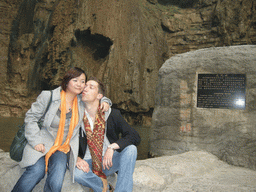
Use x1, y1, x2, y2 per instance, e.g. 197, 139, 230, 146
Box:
160, 0, 256, 56
0, 0, 21, 83
149, 45, 256, 170
0, 0, 23, 116
0, 0, 255, 125
0, 0, 168, 126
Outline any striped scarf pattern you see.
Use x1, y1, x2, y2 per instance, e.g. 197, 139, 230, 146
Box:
84, 107, 106, 179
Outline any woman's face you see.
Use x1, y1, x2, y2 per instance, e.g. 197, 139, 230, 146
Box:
66, 73, 86, 95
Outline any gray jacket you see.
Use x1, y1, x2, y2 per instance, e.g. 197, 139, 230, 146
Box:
20, 86, 85, 182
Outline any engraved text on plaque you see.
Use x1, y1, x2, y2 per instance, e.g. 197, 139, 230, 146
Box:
197, 74, 246, 109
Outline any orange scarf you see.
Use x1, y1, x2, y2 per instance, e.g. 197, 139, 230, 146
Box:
45, 90, 79, 172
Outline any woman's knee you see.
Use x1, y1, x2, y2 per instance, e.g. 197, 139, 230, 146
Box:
27, 157, 46, 178
48, 152, 68, 174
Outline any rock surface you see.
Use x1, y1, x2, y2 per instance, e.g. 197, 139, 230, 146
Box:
150, 45, 256, 170
0, 0, 168, 126
1, 149, 256, 191
0, 149, 116, 192
163, 0, 256, 57
0, 0, 22, 85
0, 0, 255, 126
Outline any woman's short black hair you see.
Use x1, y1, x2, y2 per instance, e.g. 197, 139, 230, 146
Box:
61, 67, 86, 91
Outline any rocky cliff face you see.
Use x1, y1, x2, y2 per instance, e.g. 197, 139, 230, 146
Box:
0, 0, 23, 116
160, 0, 256, 56
0, 0, 255, 125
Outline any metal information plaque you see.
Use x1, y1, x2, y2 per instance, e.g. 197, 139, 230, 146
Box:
197, 74, 246, 109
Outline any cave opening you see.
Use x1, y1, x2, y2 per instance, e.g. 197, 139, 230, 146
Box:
74, 29, 113, 60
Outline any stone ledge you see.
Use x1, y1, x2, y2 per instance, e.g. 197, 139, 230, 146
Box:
1, 149, 256, 192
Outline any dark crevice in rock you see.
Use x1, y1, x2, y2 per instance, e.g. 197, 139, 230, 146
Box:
92, 14, 97, 20
48, 25, 56, 36
162, 52, 169, 62
114, 106, 154, 125
211, 15, 220, 27
7, 0, 37, 79
124, 89, 133, 94
161, 23, 175, 33
74, 29, 113, 60
147, 68, 153, 73
158, 0, 200, 8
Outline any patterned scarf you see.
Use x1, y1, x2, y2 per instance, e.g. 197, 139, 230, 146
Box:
84, 106, 106, 179
45, 90, 79, 172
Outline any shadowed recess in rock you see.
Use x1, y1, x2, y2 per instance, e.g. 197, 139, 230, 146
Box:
73, 29, 113, 61
158, 0, 199, 8
7, 0, 37, 78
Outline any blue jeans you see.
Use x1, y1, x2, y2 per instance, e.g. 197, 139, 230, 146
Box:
74, 145, 137, 192
12, 151, 68, 192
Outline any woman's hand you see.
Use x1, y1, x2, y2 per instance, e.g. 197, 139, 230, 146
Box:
100, 102, 110, 112
34, 144, 45, 153
76, 157, 90, 173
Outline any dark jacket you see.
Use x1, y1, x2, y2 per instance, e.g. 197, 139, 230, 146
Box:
79, 108, 141, 159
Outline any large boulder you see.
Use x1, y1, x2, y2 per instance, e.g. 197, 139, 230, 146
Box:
0, 149, 116, 192
134, 151, 256, 192
0, 149, 86, 191
150, 45, 256, 170
1, 149, 256, 191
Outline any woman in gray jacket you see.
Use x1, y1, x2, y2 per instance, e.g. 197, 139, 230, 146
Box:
12, 67, 110, 192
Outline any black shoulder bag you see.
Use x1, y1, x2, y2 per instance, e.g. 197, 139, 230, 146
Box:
9, 91, 52, 162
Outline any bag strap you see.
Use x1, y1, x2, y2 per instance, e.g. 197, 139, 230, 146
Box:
39, 90, 53, 121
